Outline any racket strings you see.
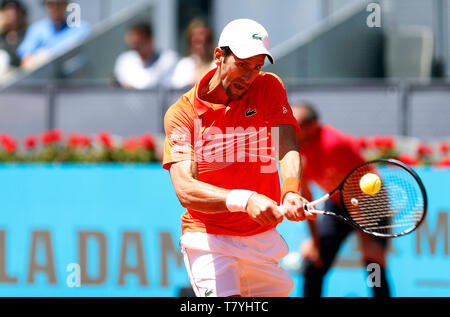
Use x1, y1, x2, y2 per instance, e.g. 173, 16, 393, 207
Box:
341, 162, 425, 236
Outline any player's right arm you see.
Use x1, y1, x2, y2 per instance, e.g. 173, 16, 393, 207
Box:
169, 160, 283, 225
169, 160, 229, 213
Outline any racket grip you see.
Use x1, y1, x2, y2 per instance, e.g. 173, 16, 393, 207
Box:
277, 205, 319, 216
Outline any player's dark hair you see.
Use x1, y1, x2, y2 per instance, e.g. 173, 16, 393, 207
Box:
220, 46, 233, 61
129, 22, 153, 39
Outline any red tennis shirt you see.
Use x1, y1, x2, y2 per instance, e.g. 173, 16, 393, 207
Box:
163, 68, 300, 236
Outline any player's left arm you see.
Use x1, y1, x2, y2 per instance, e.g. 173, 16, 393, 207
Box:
277, 124, 315, 221
278, 124, 301, 180
261, 73, 314, 221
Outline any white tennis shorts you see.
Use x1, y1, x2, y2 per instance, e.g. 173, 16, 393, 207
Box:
180, 229, 294, 297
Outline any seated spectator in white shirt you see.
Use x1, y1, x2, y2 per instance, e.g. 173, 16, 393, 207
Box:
114, 22, 177, 89
0, 48, 10, 76
170, 18, 215, 89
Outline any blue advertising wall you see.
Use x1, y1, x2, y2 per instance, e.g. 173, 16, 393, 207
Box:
0, 164, 448, 297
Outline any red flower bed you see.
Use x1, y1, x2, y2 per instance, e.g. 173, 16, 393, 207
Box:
24, 135, 38, 150
0, 130, 448, 167
355, 135, 449, 167
0, 130, 158, 163
0, 134, 16, 154
396, 154, 420, 166
41, 129, 63, 145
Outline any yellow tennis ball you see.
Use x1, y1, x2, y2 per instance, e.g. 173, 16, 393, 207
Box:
359, 173, 381, 195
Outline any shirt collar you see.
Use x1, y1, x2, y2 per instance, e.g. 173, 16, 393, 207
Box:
50, 18, 68, 31
193, 68, 253, 117
193, 68, 223, 117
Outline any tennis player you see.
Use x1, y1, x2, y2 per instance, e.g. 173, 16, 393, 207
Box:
163, 19, 314, 297
293, 102, 391, 297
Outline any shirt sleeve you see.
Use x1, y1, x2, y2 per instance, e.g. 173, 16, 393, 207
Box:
47, 22, 90, 57
170, 57, 194, 89
17, 23, 41, 59
162, 102, 196, 170
261, 73, 300, 132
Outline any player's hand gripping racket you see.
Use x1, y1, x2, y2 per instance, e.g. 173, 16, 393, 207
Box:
280, 159, 427, 238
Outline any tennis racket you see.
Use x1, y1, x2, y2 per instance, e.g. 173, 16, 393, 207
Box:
279, 159, 427, 238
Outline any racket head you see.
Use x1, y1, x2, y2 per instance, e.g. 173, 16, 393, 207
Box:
338, 159, 427, 238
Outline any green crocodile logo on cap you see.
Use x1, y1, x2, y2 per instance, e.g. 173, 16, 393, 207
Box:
252, 33, 263, 41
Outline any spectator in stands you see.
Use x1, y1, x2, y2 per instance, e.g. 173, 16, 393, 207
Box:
0, 0, 27, 70
114, 22, 178, 89
17, 0, 90, 71
0, 49, 9, 76
170, 18, 215, 89
0, 8, 8, 76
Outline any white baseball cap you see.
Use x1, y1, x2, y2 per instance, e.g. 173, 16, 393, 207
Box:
218, 18, 274, 64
